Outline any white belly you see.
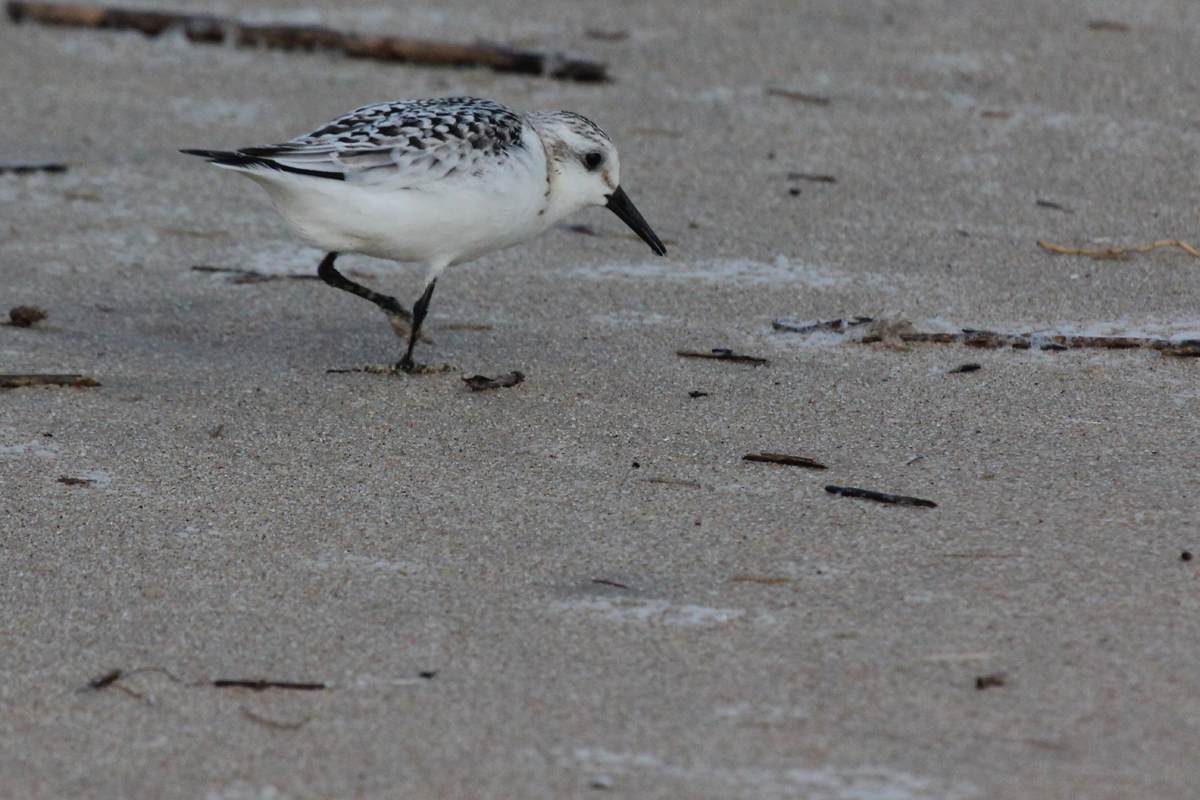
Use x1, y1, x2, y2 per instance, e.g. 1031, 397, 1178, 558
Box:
247, 158, 551, 268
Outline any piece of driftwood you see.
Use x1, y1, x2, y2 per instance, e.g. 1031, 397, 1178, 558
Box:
0, 163, 68, 174
676, 348, 768, 365
1035, 199, 1073, 213
212, 679, 329, 691
57, 476, 95, 485
742, 453, 827, 470
1, 374, 101, 387
592, 578, 630, 589
1037, 239, 1200, 259
766, 87, 831, 105
787, 172, 837, 183
5, 1, 608, 81
825, 484, 937, 508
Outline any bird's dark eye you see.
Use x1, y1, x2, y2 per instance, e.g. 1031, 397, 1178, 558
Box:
584, 152, 604, 170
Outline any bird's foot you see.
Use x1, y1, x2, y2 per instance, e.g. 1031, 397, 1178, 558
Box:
396, 356, 453, 375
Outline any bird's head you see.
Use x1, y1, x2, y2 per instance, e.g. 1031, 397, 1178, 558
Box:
529, 110, 666, 256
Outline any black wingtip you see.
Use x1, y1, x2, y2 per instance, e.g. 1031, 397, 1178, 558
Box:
180, 148, 234, 159
178, 148, 345, 181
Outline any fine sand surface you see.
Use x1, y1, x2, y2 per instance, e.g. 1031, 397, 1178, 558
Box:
3, 1, 1199, 797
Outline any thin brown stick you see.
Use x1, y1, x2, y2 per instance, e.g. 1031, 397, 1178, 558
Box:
1037, 239, 1200, 258
825, 484, 937, 508
742, 453, 827, 470
57, 476, 96, 486
5, 2, 608, 81
212, 679, 329, 691
592, 578, 630, 589
0, 163, 68, 174
766, 87, 832, 105
1159, 341, 1200, 357
1, 374, 101, 387
676, 349, 768, 365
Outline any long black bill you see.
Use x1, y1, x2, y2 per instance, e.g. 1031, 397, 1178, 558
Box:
605, 186, 667, 256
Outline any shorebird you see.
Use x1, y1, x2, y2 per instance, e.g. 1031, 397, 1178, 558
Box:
182, 96, 666, 373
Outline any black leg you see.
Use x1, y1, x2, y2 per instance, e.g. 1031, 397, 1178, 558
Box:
316, 252, 412, 322
397, 279, 437, 372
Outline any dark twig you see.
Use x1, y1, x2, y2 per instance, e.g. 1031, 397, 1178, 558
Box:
212, 679, 329, 691
825, 484, 937, 508
975, 672, 1007, 690
592, 578, 630, 589
676, 349, 768, 365
766, 87, 831, 105
786, 172, 837, 183
88, 669, 123, 690
0, 163, 68, 174
5, 1, 608, 81
1035, 199, 1073, 213
947, 363, 981, 373
585, 28, 628, 41
1, 374, 101, 387
82, 666, 183, 702
742, 452, 827, 470
57, 476, 95, 486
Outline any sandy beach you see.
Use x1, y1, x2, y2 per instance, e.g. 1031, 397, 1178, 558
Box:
3, 1, 1200, 797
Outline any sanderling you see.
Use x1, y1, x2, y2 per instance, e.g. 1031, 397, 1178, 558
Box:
182, 96, 666, 373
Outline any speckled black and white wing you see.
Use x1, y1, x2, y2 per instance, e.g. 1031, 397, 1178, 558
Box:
183, 97, 527, 188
